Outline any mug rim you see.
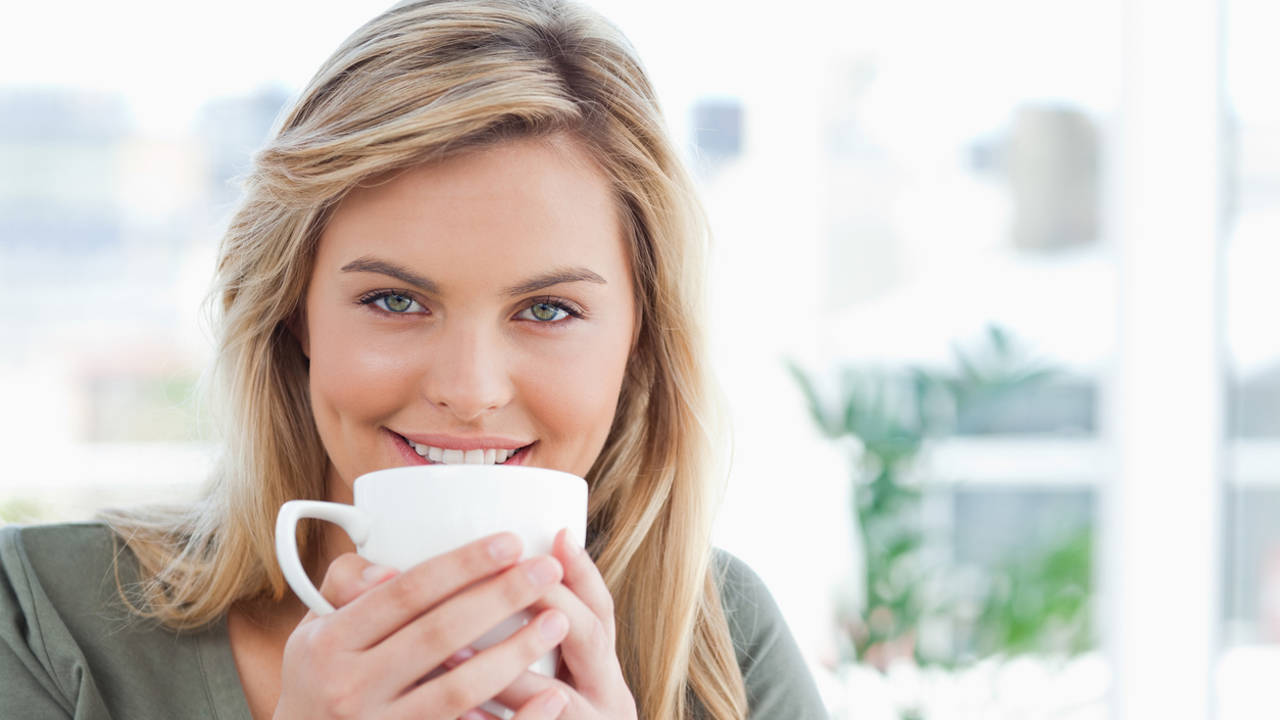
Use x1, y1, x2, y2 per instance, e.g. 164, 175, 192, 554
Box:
353, 464, 586, 490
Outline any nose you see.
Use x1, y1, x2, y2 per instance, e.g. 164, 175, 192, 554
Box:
419, 323, 514, 423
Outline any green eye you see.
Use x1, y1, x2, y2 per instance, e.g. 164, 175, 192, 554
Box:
358, 290, 424, 314
530, 302, 563, 321
515, 298, 578, 324
384, 294, 413, 312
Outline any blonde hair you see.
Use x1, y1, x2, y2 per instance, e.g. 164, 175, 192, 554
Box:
100, 1, 747, 718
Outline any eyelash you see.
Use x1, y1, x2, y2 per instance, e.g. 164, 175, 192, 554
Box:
517, 296, 587, 323
355, 290, 586, 324
356, 289, 426, 314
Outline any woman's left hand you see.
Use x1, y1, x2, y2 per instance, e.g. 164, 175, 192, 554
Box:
447, 528, 638, 720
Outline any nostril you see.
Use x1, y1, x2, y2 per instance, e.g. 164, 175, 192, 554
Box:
423, 376, 512, 409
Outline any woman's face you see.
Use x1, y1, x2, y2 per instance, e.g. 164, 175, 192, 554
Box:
300, 134, 636, 501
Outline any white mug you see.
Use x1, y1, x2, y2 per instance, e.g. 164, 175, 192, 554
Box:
275, 464, 587, 715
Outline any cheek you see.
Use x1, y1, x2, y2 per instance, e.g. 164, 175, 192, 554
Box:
307, 310, 419, 436
519, 326, 633, 472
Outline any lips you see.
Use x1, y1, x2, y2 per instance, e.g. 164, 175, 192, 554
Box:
388, 429, 533, 466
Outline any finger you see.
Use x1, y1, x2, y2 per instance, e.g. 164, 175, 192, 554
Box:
510, 687, 571, 720
316, 552, 398, 611
323, 531, 524, 648
389, 608, 570, 720
552, 529, 615, 637
488, 669, 559, 712
529, 584, 619, 697
458, 708, 506, 720
366, 555, 564, 697
493, 671, 592, 720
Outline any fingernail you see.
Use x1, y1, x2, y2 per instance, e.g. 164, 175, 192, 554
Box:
540, 611, 568, 642
526, 557, 561, 586
460, 710, 487, 720
543, 688, 569, 713
444, 646, 474, 667
361, 564, 397, 584
488, 533, 521, 562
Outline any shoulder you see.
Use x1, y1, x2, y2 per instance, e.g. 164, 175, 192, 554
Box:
0, 522, 129, 717
0, 522, 138, 651
708, 548, 830, 719
2, 521, 119, 562
1, 522, 121, 584
1, 523, 240, 719
709, 548, 785, 658
1, 522, 129, 612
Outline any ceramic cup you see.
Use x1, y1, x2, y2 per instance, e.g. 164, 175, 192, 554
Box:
275, 464, 587, 715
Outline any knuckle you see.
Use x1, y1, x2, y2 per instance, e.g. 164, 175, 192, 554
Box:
319, 552, 367, 595
498, 571, 532, 608
452, 541, 503, 585
412, 615, 450, 653
320, 676, 362, 719
467, 538, 499, 569
599, 591, 616, 618
587, 617, 611, 654
434, 678, 476, 716
305, 621, 343, 657
526, 625, 553, 656
386, 570, 428, 611
333, 551, 369, 573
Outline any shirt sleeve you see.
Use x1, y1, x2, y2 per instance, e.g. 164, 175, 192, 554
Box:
714, 549, 830, 720
0, 526, 109, 720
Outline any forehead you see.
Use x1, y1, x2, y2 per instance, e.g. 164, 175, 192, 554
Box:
317, 134, 628, 288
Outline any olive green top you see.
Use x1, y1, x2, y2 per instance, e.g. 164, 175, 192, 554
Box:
0, 523, 828, 719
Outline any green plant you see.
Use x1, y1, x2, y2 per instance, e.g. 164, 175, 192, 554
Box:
971, 524, 1093, 658
791, 325, 1092, 670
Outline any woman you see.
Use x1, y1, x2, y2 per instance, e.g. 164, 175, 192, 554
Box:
0, 1, 826, 718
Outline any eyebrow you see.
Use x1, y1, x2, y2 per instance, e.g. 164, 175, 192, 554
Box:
502, 267, 607, 296
340, 257, 439, 294
340, 256, 606, 296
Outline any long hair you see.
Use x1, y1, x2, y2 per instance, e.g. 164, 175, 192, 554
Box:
100, 1, 746, 717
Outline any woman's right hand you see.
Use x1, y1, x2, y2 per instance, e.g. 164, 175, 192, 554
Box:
273, 532, 573, 720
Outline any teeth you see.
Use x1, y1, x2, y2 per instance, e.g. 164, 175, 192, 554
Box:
403, 437, 523, 465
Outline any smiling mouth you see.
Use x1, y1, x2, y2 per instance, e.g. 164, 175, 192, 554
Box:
391, 432, 534, 466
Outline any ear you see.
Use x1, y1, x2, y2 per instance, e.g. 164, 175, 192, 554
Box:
288, 309, 310, 359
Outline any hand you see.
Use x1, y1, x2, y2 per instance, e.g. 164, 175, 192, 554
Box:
272, 533, 572, 720
448, 529, 639, 720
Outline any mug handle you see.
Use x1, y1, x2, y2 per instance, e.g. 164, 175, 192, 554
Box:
275, 500, 372, 615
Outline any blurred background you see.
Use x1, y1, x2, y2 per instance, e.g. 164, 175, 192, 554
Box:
0, 0, 1276, 717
